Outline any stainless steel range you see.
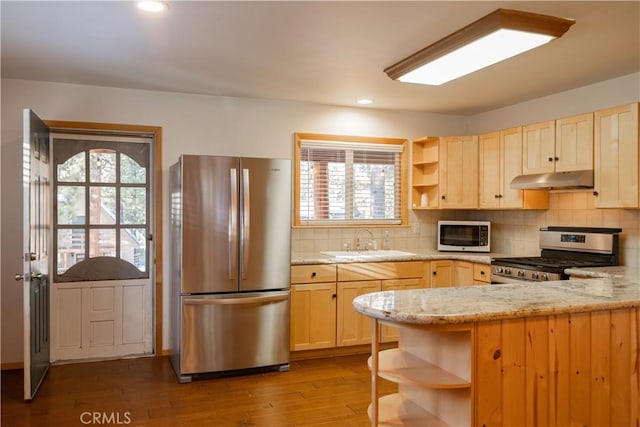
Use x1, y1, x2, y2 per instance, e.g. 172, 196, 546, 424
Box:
491, 226, 621, 284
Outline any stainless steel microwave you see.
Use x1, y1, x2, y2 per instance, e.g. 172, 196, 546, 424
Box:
437, 220, 490, 252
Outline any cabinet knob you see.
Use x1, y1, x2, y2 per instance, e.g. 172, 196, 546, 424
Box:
311, 272, 317, 278
441, 195, 445, 200
593, 191, 599, 197
480, 271, 485, 275
494, 194, 499, 199
554, 156, 559, 161
332, 294, 337, 298
548, 157, 554, 162
432, 271, 437, 276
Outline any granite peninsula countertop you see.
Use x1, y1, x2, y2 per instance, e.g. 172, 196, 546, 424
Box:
291, 250, 501, 265
352, 266, 640, 325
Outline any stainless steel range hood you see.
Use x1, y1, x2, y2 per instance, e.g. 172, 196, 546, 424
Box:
510, 170, 594, 190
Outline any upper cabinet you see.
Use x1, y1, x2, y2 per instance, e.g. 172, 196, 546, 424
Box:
522, 120, 556, 174
439, 136, 478, 209
593, 103, 639, 208
523, 115, 594, 175
555, 113, 594, 172
479, 127, 548, 210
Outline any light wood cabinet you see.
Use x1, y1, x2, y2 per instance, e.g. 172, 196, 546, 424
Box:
479, 127, 549, 210
290, 283, 337, 351
523, 120, 556, 174
411, 136, 440, 209
431, 260, 489, 287
380, 278, 422, 343
555, 112, 594, 172
523, 115, 593, 175
337, 280, 381, 347
291, 261, 426, 352
455, 261, 474, 286
473, 263, 491, 285
430, 260, 455, 288
593, 103, 639, 208
439, 136, 479, 209
290, 264, 337, 351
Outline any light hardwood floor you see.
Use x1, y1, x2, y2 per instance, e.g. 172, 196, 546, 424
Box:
1, 354, 396, 426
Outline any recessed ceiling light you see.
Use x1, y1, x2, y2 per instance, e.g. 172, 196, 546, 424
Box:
357, 99, 374, 105
137, 1, 169, 13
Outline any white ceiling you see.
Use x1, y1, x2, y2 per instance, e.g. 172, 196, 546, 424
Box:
2, 1, 639, 115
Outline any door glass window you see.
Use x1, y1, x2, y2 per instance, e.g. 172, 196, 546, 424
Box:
53, 136, 152, 281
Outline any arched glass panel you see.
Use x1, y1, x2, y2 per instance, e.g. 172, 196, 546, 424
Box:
57, 152, 85, 182
120, 153, 146, 184
90, 149, 116, 183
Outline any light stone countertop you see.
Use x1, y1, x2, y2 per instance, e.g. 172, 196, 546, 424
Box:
352, 266, 640, 325
291, 249, 501, 265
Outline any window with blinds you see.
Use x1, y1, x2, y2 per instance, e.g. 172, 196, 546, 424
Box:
295, 134, 407, 226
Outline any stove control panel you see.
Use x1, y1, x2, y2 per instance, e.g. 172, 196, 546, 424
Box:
490, 265, 563, 283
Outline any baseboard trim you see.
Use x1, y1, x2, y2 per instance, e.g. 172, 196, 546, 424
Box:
1, 362, 24, 371
290, 342, 396, 361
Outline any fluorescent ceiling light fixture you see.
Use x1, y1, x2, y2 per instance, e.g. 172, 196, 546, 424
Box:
356, 98, 374, 105
137, 1, 169, 13
385, 9, 574, 86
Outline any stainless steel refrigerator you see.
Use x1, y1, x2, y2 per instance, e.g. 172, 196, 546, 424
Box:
169, 155, 291, 383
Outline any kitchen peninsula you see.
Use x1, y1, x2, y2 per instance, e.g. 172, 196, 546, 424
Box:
353, 269, 640, 426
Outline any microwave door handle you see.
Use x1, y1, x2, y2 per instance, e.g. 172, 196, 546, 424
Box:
229, 168, 238, 280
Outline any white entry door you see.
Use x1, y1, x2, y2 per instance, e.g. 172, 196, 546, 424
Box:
50, 133, 154, 361
19, 109, 51, 400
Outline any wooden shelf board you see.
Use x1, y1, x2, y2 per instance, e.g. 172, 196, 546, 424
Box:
368, 348, 470, 389
412, 160, 438, 166
368, 394, 450, 427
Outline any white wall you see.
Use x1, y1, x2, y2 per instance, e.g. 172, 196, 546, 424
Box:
0, 78, 465, 364
2, 72, 639, 364
466, 72, 640, 134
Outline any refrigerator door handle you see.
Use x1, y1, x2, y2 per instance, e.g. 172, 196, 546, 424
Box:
229, 168, 238, 280
183, 292, 289, 306
242, 168, 250, 280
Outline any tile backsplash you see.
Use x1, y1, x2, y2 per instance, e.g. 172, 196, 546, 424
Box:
291, 191, 640, 268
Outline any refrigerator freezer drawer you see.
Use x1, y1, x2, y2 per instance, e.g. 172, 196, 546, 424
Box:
180, 291, 290, 375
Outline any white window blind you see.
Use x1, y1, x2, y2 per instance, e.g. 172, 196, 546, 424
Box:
299, 139, 403, 225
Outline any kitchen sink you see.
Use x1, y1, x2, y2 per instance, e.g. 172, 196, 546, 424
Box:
320, 250, 417, 260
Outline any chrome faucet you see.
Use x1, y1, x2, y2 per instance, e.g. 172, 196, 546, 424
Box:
354, 229, 377, 251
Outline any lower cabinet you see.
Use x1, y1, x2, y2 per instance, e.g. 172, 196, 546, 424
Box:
290, 282, 337, 351
380, 278, 422, 343
337, 280, 381, 347
291, 261, 426, 352
430, 260, 490, 287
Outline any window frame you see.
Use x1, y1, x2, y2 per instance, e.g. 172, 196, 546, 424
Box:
293, 132, 408, 227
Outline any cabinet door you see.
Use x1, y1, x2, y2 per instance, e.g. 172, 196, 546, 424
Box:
337, 281, 380, 347
439, 136, 478, 209
454, 261, 474, 286
594, 103, 639, 208
555, 113, 594, 172
478, 132, 501, 209
430, 260, 454, 288
473, 263, 491, 285
523, 120, 555, 174
380, 278, 422, 343
290, 283, 337, 351
500, 127, 525, 208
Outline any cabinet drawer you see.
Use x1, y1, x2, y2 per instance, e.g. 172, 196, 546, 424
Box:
473, 264, 491, 283
338, 261, 423, 281
291, 264, 336, 284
